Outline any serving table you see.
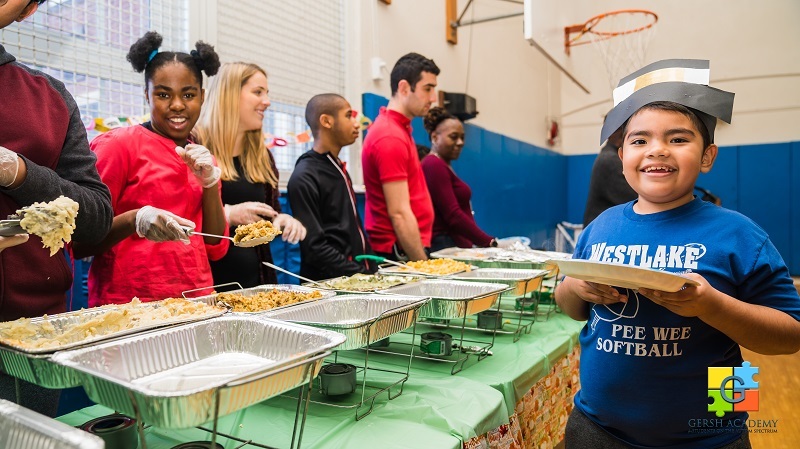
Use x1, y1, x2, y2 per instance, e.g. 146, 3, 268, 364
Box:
58, 313, 584, 449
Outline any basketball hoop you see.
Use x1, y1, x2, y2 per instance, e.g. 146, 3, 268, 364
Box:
565, 10, 658, 90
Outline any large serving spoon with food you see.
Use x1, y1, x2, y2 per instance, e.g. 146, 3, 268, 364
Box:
182, 219, 281, 248
0, 196, 79, 256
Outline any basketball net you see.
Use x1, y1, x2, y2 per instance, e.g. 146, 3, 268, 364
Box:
566, 10, 658, 91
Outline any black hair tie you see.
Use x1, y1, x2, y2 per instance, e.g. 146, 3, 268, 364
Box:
190, 49, 205, 72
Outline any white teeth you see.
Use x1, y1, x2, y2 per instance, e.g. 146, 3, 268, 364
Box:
644, 166, 673, 173
170, 117, 186, 123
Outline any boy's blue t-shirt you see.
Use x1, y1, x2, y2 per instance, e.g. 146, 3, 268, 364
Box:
572, 198, 800, 449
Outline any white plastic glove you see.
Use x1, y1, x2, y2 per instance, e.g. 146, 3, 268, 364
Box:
176, 144, 221, 188
0, 146, 20, 188
273, 213, 306, 245
496, 236, 530, 249
224, 202, 278, 227
135, 206, 195, 244
0, 235, 29, 253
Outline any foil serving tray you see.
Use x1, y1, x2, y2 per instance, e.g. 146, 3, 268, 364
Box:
0, 300, 226, 389
430, 247, 569, 276
446, 268, 549, 296
0, 399, 104, 449
380, 280, 509, 319
266, 295, 430, 350
189, 284, 336, 314
304, 274, 421, 293
52, 315, 346, 429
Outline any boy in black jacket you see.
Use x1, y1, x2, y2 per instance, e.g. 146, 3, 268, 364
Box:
287, 94, 377, 280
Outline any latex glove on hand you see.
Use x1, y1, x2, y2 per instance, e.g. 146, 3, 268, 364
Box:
0, 146, 21, 188
272, 213, 306, 245
176, 144, 221, 188
496, 236, 531, 249
135, 205, 195, 244
0, 235, 29, 253
225, 202, 278, 227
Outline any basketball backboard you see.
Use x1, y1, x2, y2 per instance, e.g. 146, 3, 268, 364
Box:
523, 0, 593, 93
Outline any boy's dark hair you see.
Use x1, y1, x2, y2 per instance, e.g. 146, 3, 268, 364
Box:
390, 53, 440, 96
127, 31, 220, 88
305, 93, 347, 138
621, 101, 712, 149
423, 106, 458, 137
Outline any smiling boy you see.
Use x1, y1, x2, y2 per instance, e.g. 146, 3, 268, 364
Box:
555, 60, 800, 449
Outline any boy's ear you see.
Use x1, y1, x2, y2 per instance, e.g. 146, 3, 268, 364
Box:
16, 2, 40, 22
319, 114, 334, 131
700, 144, 718, 173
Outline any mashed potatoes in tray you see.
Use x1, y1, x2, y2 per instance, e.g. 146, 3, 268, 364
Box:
0, 297, 224, 352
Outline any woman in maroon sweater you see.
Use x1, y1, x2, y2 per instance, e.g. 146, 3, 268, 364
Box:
421, 107, 497, 252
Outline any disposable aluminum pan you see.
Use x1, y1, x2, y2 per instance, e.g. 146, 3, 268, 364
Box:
381, 280, 509, 319
0, 302, 226, 389
446, 268, 549, 296
189, 284, 336, 314
0, 347, 81, 389
431, 247, 560, 276
303, 274, 422, 293
266, 295, 430, 350
52, 316, 346, 429
0, 399, 104, 449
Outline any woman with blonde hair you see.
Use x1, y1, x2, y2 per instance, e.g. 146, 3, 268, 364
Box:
194, 62, 306, 286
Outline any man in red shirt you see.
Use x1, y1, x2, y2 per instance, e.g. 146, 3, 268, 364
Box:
362, 53, 439, 261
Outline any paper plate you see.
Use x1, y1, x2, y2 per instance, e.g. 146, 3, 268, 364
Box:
548, 259, 700, 292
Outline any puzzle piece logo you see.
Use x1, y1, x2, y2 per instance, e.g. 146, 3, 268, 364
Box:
707, 361, 759, 417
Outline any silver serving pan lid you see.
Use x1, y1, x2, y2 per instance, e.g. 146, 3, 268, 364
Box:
0, 399, 105, 449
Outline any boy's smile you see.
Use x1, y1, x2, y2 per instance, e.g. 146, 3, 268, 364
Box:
618, 108, 717, 214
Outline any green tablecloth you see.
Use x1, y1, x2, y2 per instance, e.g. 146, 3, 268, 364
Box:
58, 312, 584, 449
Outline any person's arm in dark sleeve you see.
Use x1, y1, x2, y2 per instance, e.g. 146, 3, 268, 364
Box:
423, 158, 493, 246
5, 95, 112, 244
267, 150, 282, 213
287, 168, 364, 277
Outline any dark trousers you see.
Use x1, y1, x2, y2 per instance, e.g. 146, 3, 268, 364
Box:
430, 234, 457, 253
0, 373, 60, 417
565, 408, 752, 449
375, 244, 430, 262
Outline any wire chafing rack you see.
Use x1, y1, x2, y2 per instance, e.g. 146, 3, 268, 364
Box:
266, 295, 429, 420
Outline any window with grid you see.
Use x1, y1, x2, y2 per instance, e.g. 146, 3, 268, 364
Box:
213, 0, 346, 181
0, 0, 188, 140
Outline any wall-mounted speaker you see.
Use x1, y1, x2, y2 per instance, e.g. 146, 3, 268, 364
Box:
438, 91, 478, 121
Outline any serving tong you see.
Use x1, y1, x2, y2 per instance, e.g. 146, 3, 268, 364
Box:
0, 204, 66, 237
0, 216, 24, 236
